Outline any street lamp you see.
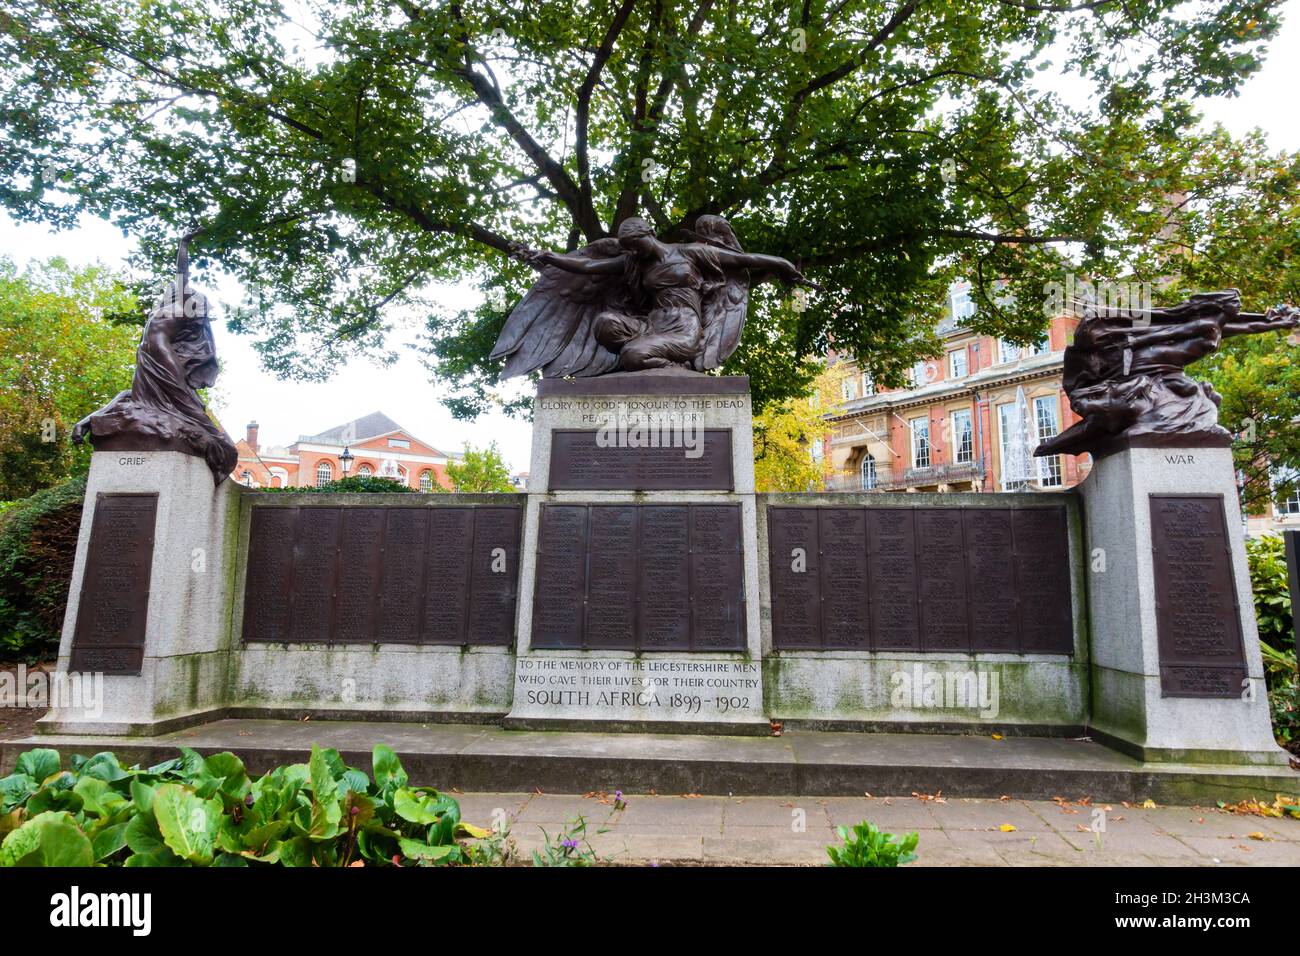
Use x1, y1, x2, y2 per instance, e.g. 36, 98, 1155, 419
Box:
339, 446, 354, 478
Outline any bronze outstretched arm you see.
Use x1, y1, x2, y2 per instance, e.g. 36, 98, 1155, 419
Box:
1222, 305, 1299, 337
510, 244, 625, 275
712, 249, 809, 284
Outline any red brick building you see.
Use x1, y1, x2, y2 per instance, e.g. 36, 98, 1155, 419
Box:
231, 411, 458, 491
820, 289, 1089, 493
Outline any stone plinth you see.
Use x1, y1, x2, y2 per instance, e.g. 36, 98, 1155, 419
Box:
1077, 443, 1287, 764
507, 371, 766, 731
40, 451, 241, 734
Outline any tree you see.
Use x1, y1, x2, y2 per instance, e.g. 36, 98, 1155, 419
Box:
446, 442, 514, 492
0, 258, 140, 500
753, 365, 834, 492
0, 0, 1285, 417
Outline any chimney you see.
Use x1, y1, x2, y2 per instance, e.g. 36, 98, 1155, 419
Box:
246, 421, 259, 452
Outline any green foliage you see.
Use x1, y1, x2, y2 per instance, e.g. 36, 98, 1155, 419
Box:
826, 821, 919, 867
0, 744, 498, 867
446, 442, 514, 493
1245, 534, 1298, 749
257, 475, 414, 494
0, 258, 140, 500
1246, 534, 1295, 653
0, 475, 85, 663
0, 0, 1285, 416
1197, 333, 1300, 514
530, 815, 604, 867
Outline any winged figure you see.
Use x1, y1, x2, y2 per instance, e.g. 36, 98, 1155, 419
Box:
490, 215, 808, 378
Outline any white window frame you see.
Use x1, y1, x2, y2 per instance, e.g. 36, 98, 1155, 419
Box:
841, 377, 858, 402
861, 372, 874, 396
419, 470, 435, 492
997, 339, 1020, 364
948, 348, 968, 379
909, 416, 930, 469
315, 460, 333, 487
1033, 395, 1062, 488
951, 409, 974, 465
388, 438, 410, 448
1273, 469, 1300, 517
860, 452, 878, 490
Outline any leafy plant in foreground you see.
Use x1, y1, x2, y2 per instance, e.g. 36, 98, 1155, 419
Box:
826, 821, 919, 867
0, 743, 493, 867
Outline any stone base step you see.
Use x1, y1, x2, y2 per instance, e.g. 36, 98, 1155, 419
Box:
4, 718, 1297, 804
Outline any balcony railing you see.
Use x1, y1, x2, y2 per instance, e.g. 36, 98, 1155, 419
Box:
823, 460, 986, 492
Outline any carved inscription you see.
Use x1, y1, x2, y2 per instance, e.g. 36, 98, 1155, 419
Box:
868, 509, 921, 651
242, 505, 520, 646
549, 430, 733, 490
531, 503, 745, 651
768, 505, 1074, 654
1150, 495, 1248, 698
70, 493, 158, 675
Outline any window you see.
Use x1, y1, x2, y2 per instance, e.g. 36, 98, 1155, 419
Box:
949, 284, 975, 322
952, 409, 974, 464
909, 417, 930, 469
388, 438, 410, 448
315, 460, 332, 487
997, 339, 1020, 364
357, 464, 373, 477
1028, 334, 1050, 357
841, 377, 857, 402
240, 470, 253, 487
809, 439, 824, 464
948, 349, 968, 379
1033, 395, 1062, 487
860, 452, 878, 490
909, 361, 931, 387
861, 372, 875, 396
1274, 470, 1300, 516
419, 470, 435, 492
997, 403, 1026, 490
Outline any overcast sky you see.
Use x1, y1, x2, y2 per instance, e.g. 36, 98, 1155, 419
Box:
3, 5, 1298, 472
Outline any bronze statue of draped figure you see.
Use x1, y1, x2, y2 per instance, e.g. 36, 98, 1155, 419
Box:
490, 215, 810, 378
1036, 290, 1299, 459
73, 231, 238, 484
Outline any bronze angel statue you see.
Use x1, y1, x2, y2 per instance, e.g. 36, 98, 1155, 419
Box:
490, 215, 809, 377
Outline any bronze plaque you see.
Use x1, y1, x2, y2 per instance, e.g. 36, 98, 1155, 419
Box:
242, 504, 520, 646
1150, 495, 1248, 698
767, 508, 821, 649
548, 429, 733, 491
69, 493, 158, 675
1013, 507, 1073, 654
531, 503, 744, 651
467, 507, 522, 645
422, 508, 474, 645
531, 505, 588, 649
767, 503, 1074, 654
638, 505, 691, 650
378, 508, 429, 643
964, 509, 1019, 652
917, 509, 970, 652
819, 509, 870, 649
868, 509, 921, 651
334, 508, 385, 643
240, 506, 296, 644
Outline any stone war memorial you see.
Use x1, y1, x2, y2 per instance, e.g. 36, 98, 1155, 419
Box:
28, 226, 1300, 802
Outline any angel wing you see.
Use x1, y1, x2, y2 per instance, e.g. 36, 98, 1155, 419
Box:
490, 238, 627, 379
690, 215, 750, 371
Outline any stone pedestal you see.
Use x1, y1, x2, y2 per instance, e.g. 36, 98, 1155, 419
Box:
505, 371, 766, 732
39, 451, 241, 734
1077, 443, 1287, 764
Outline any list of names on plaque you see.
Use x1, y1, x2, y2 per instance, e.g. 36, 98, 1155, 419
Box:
70, 493, 158, 675
242, 504, 520, 646
768, 504, 1074, 654
1149, 495, 1248, 697
531, 503, 745, 652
